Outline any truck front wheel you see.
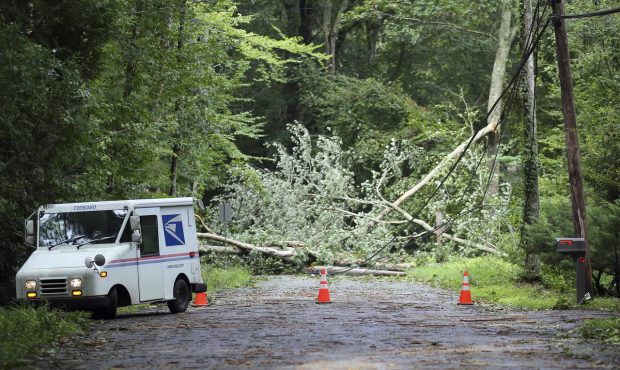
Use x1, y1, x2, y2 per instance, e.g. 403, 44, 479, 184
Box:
167, 279, 190, 314
92, 287, 117, 320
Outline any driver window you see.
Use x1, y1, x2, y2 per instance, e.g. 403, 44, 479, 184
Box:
140, 215, 159, 256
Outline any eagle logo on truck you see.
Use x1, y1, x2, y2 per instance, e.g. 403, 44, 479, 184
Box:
162, 214, 185, 246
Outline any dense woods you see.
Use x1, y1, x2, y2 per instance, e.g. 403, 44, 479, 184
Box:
1, 0, 619, 303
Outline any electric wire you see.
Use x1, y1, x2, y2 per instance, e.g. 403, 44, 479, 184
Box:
560, 7, 620, 20
454, 0, 547, 213
330, 5, 552, 274
411, 0, 549, 254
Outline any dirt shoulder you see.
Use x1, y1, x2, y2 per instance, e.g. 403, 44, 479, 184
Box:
38, 275, 619, 369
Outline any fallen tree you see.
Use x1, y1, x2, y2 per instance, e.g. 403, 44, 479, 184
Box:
196, 232, 410, 275
365, 121, 499, 231
197, 116, 509, 270
334, 184, 503, 255
308, 266, 407, 277
197, 232, 305, 261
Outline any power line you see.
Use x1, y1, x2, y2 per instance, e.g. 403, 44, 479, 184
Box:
560, 7, 620, 20
331, 6, 552, 274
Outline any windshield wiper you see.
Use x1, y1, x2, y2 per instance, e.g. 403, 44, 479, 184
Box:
48, 235, 86, 251
76, 235, 116, 249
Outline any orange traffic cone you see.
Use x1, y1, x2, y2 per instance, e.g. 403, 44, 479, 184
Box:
316, 267, 332, 304
193, 292, 209, 307
457, 270, 473, 305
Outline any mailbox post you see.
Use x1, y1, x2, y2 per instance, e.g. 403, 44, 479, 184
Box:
555, 238, 588, 303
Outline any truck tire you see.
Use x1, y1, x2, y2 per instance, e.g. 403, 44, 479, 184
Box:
167, 279, 190, 314
92, 287, 117, 320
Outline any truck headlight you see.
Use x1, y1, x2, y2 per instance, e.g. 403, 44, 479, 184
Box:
25, 280, 37, 290
69, 278, 82, 289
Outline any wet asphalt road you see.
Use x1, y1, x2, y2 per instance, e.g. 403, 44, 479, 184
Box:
38, 275, 619, 369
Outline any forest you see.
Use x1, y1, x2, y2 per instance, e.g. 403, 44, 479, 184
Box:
1, 0, 619, 304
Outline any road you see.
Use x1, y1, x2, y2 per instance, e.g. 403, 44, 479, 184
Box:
39, 275, 619, 369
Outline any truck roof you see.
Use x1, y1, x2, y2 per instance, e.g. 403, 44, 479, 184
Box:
40, 197, 195, 213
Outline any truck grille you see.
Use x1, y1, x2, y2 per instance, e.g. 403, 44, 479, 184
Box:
40, 278, 67, 295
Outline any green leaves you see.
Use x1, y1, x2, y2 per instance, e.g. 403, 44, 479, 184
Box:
0, 307, 91, 368
77, 0, 324, 198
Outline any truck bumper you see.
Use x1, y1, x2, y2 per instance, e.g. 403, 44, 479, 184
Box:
15, 295, 110, 310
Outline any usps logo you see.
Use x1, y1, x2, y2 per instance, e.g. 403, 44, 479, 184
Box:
162, 214, 185, 247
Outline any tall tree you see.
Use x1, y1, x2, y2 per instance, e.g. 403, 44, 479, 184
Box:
321, 0, 351, 75
169, 0, 187, 197
0, 0, 116, 303
521, 0, 540, 281
486, 0, 518, 196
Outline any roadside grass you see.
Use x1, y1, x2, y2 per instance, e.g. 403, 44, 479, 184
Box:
580, 318, 620, 344
407, 256, 620, 311
201, 265, 252, 301
0, 306, 90, 369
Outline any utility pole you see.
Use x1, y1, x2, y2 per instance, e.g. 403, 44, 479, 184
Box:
549, 0, 593, 296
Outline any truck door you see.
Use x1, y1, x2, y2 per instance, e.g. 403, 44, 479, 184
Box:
134, 207, 165, 301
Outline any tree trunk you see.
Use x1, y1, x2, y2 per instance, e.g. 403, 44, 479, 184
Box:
169, 143, 179, 196
322, 0, 335, 75
169, 0, 186, 197
322, 0, 350, 76
298, 0, 313, 44
521, 0, 541, 282
615, 235, 619, 297
390, 42, 407, 81
366, 17, 384, 66
486, 0, 518, 196
308, 266, 406, 277
123, 0, 144, 99
283, 0, 302, 125
197, 232, 302, 261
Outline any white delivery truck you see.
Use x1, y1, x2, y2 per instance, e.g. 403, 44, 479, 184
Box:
15, 197, 206, 319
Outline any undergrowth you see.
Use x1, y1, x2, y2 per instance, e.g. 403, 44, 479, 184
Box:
580, 318, 620, 344
0, 306, 90, 368
201, 264, 252, 300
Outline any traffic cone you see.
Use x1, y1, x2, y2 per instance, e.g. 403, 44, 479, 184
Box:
457, 270, 474, 305
193, 292, 209, 306
316, 267, 332, 304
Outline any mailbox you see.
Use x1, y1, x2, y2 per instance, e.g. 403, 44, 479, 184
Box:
555, 237, 586, 256
556, 237, 588, 304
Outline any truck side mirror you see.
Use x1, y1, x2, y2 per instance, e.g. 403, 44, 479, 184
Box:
25, 220, 35, 247
85, 255, 106, 269
130, 215, 141, 231
94, 254, 106, 267
131, 230, 142, 244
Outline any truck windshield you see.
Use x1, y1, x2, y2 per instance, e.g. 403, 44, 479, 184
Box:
39, 210, 129, 247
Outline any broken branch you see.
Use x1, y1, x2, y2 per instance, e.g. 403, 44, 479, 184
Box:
308, 266, 407, 277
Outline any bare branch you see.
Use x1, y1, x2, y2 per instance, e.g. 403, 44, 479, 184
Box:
195, 214, 215, 233
197, 232, 298, 259
308, 266, 406, 277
